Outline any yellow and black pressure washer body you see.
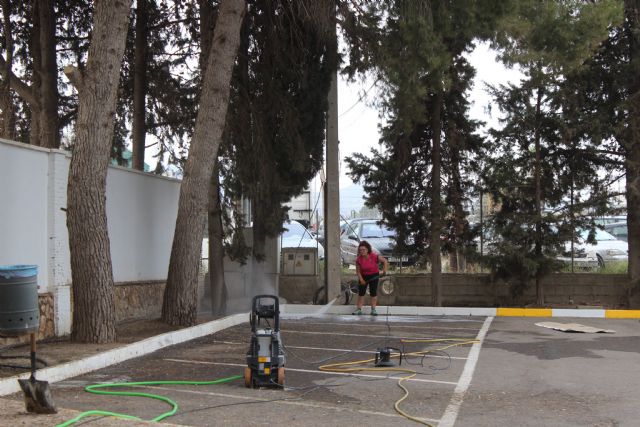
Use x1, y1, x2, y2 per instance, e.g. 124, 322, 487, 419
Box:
244, 295, 285, 388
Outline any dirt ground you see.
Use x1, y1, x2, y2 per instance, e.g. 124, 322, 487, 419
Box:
0, 315, 216, 380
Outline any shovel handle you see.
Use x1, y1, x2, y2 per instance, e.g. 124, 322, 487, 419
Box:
30, 333, 37, 378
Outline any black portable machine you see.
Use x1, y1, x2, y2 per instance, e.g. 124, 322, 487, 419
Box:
244, 295, 285, 388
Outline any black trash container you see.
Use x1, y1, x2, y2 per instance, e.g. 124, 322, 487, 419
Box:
0, 265, 40, 336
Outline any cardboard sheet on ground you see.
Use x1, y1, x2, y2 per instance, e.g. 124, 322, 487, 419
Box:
535, 322, 615, 333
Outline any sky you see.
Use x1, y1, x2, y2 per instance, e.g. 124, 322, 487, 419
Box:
336, 41, 524, 187
329, 41, 524, 215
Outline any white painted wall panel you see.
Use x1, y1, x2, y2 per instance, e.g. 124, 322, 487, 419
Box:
0, 140, 50, 289
106, 166, 179, 281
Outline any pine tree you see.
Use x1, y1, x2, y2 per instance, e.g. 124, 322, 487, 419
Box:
222, 0, 335, 260
483, 0, 623, 303
344, 0, 508, 306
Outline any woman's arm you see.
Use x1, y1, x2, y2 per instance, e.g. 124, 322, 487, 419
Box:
356, 262, 365, 284
378, 255, 389, 275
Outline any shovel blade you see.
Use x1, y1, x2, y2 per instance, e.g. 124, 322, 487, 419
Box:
18, 378, 57, 414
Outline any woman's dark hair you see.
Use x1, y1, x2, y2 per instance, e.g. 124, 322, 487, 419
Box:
358, 240, 372, 254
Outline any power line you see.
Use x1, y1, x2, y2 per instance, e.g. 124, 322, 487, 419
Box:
338, 78, 380, 118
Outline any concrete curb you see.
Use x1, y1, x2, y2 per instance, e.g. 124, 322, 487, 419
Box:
0, 312, 247, 397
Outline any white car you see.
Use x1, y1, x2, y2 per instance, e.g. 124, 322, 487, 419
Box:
556, 245, 599, 270
574, 228, 628, 268
281, 220, 325, 259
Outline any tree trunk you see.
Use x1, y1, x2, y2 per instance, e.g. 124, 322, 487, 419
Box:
162, 0, 245, 326
448, 128, 466, 273
65, 0, 132, 343
431, 89, 443, 306
208, 163, 228, 316
625, 0, 640, 307
132, 0, 148, 171
200, 0, 227, 316
29, 0, 42, 147
534, 86, 544, 306
38, 0, 59, 148
0, 0, 16, 140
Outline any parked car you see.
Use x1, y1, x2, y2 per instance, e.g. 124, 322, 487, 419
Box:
556, 245, 599, 270
574, 228, 627, 268
603, 221, 627, 242
593, 215, 626, 226
281, 220, 325, 259
340, 218, 415, 266
311, 220, 347, 248
474, 226, 602, 270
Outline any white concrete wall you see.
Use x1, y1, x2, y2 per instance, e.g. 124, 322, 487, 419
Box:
106, 166, 179, 281
1, 138, 283, 335
1, 139, 181, 286
0, 139, 181, 334
0, 140, 51, 290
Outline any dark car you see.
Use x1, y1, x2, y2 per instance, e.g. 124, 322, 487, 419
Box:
340, 218, 415, 266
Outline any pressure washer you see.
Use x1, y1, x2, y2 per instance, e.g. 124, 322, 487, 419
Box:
244, 295, 285, 388
374, 346, 402, 367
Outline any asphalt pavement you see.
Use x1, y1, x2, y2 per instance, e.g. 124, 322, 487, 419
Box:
2, 309, 639, 427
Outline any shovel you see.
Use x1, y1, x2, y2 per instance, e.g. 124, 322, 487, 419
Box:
17, 333, 57, 414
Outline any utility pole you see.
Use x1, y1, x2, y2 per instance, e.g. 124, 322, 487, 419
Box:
324, 4, 340, 303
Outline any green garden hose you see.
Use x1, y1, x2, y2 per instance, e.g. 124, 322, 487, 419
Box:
56, 374, 243, 427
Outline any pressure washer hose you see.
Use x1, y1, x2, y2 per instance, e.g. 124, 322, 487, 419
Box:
55, 374, 243, 427
318, 339, 479, 426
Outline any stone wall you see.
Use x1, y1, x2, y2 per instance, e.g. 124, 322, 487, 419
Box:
115, 281, 166, 322
377, 273, 629, 308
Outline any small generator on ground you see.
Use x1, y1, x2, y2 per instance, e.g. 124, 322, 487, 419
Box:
244, 295, 285, 388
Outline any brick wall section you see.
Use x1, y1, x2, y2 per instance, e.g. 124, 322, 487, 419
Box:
114, 281, 166, 322
376, 273, 629, 308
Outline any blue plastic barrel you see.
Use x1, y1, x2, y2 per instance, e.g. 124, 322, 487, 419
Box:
0, 265, 40, 336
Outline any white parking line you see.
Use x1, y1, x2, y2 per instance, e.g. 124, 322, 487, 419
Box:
163, 359, 458, 385
438, 316, 494, 427
284, 344, 468, 361
281, 329, 478, 341
286, 321, 483, 331
209, 341, 468, 361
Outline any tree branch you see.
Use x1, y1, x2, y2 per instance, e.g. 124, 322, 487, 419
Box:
63, 65, 84, 92
0, 55, 38, 106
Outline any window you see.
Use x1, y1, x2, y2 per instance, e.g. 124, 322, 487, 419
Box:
360, 223, 395, 238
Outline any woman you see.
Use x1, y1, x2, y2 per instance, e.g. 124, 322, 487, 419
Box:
353, 240, 388, 316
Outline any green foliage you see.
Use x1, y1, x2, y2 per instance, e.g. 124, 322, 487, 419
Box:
222, 0, 335, 258
344, 1, 509, 265
481, 0, 624, 292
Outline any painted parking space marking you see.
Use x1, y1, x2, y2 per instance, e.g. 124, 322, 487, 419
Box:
439, 316, 493, 427
281, 329, 478, 341
163, 359, 459, 385
285, 344, 469, 360
290, 320, 484, 331
209, 340, 469, 361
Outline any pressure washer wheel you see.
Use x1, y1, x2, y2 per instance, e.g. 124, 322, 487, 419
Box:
277, 367, 285, 386
244, 367, 252, 388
